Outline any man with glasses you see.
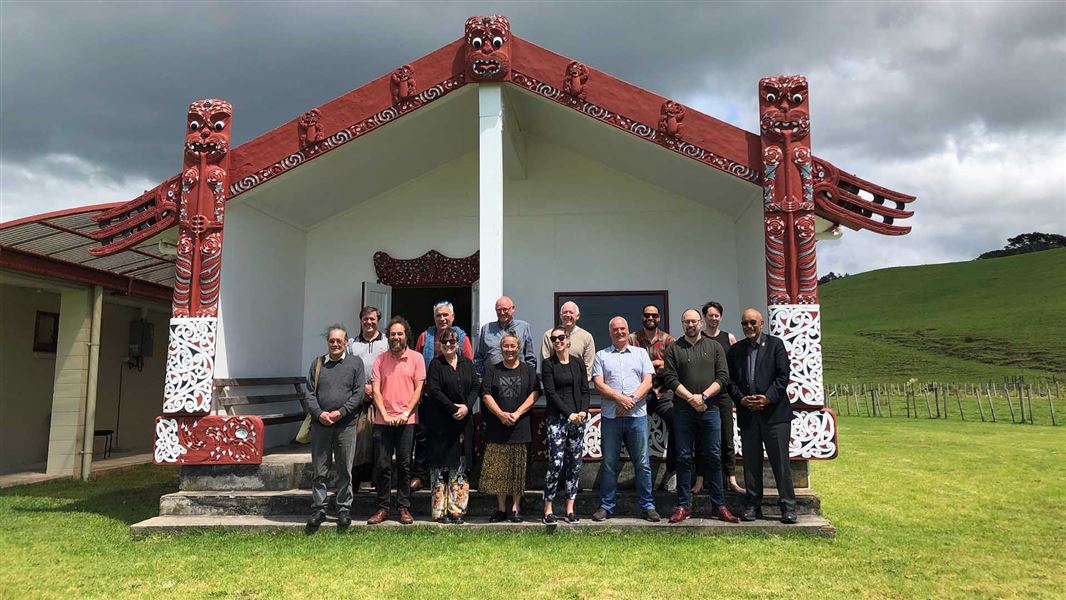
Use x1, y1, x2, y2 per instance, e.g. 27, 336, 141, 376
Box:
306, 324, 366, 530
661, 309, 739, 524
539, 301, 595, 378
726, 308, 796, 524
473, 296, 537, 380
627, 304, 678, 491
412, 301, 473, 490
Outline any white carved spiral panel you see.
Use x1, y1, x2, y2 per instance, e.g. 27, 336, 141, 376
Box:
162, 317, 216, 414
768, 304, 825, 407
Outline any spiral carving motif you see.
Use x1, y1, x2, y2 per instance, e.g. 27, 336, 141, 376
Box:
510, 70, 757, 183
768, 304, 824, 407
733, 408, 837, 460
154, 418, 186, 463
162, 317, 216, 414
227, 74, 464, 198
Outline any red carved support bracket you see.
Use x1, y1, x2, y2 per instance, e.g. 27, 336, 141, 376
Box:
373, 250, 480, 286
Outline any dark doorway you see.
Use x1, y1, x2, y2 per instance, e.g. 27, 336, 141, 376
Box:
391, 286, 473, 346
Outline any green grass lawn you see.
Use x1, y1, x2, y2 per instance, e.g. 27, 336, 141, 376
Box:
820, 248, 1066, 383
1, 417, 1063, 599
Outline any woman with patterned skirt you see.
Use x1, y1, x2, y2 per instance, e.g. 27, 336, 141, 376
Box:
480, 333, 539, 522
424, 327, 476, 524
540, 326, 591, 524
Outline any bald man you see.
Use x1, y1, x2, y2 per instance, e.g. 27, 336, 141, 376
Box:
726, 308, 796, 524
473, 296, 537, 380
540, 301, 595, 378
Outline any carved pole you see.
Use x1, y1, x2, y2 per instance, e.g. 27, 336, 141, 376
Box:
759, 76, 822, 401
154, 99, 264, 466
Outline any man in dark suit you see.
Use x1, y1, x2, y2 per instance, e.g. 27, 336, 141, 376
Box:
726, 308, 797, 524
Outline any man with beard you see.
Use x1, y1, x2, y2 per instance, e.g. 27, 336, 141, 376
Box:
627, 304, 677, 491
726, 308, 796, 524
695, 300, 744, 495
306, 324, 365, 529
662, 309, 739, 523
367, 317, 425, 525
539, 301, 595, 378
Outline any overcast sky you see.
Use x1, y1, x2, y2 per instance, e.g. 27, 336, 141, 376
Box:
2, 1, 1064, 275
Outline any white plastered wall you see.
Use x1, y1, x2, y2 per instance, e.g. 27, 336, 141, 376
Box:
215, 201, 309, 379
298, 136, 762, 357
301, 152, 479, 366
503, 137, 760, 342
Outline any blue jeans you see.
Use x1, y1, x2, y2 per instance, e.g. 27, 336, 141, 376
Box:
599, 415, 656, 513
674, 403, 724, 510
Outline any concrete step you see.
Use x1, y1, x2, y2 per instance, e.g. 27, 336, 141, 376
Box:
131, 513, 835, 537
180, 446, 810, 492
159, 488, 820, 518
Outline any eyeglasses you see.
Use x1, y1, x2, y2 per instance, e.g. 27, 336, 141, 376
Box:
642, 313, 660, 318
741, 320, 758, 326
440, 339, 458, 346
550, 335, 567, 342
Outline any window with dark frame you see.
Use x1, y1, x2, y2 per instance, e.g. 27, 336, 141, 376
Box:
554, 291, 669, 352
33, 311, 60, 353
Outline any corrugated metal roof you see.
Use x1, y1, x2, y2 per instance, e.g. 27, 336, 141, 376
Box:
0, 205, 174, 293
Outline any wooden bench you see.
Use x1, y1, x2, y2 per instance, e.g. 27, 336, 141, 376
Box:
214, 377, 309, 426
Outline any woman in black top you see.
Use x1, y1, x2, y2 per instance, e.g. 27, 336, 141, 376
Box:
540, 327, 591, 524
424, 327, 476, 524
480, 333, 539, 522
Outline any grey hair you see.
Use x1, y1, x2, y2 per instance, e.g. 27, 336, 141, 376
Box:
433, 301, 454, 315
323, 323, 348, 338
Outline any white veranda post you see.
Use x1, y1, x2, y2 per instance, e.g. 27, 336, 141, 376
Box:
478, 84, 504, 327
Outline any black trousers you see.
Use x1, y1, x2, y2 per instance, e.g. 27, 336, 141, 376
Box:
739, 419, 796, 511
373, 424, 415, 511
411, 404, 428, 482
712, 396, 737, 475
647, 391, 676, 472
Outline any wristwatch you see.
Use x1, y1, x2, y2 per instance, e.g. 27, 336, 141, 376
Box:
700, 392, 708, 403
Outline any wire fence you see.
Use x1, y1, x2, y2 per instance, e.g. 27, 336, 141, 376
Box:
825, 377, 1062, 426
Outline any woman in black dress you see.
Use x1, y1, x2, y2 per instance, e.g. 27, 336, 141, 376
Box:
480, 333, 539, 522
541, 327, 590, 524
424, 327, 476, 523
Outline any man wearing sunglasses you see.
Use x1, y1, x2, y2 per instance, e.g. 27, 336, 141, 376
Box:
726, 308, 796, 524
627, 304, 678, 492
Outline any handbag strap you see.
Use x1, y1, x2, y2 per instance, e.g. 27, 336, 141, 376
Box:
314, 356, 323, 390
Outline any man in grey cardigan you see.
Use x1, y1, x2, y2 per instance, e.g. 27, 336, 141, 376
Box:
306, 324, 365, 529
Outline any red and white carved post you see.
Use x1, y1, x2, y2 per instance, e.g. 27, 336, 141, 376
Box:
154, 99, 264, 465
759, 76, 836, 460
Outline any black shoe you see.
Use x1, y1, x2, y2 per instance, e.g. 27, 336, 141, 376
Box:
435, 515, 451, 524
306, 509, 327, 527
449, 513, 465, 525
489, 510, 507, 523
781, 509, 798, 524
543, 513, 557, 525
336, 509, 351, 528
566, 513, 580, 524
644, 509, 661, 523
592, 508, 610, 522
508, 512, 524, 523
741, 506, 763, 522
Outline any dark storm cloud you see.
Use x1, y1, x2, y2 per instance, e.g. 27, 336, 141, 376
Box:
2, 1, 1063, 271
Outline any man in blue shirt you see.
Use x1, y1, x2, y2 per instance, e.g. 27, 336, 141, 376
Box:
591, 316, 659, 522
473, 296, 537, 379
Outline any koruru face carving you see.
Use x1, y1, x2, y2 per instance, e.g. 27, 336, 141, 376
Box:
185, 99, 232, 160
464, 15, 511, 81
759, 76, 809, 141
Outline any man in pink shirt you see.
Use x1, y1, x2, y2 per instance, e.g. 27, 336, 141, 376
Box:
367, 316, 425, 525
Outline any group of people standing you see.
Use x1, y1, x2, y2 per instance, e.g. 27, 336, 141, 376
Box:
304, 294, 796, 529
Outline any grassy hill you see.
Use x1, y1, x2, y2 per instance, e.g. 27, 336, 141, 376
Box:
820, 247, 1066, 383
